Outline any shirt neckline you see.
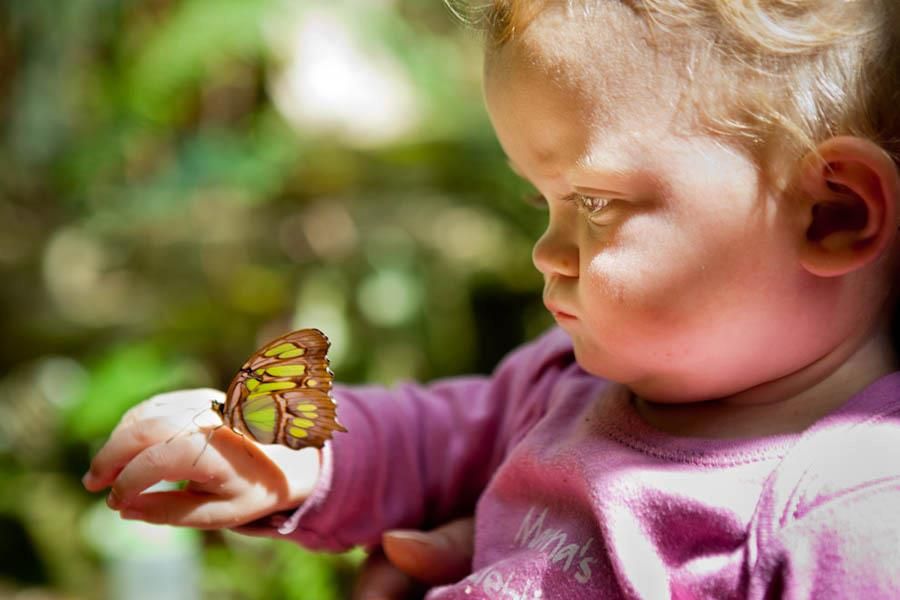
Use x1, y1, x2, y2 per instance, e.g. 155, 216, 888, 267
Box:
592, 383, 804, 466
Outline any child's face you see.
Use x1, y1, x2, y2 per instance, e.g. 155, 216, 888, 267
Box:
484, 6, 845, 402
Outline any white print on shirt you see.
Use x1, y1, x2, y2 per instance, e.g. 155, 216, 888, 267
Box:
462, 568, 544, 599
460, 506, 599, 599
512, 506, 597, 585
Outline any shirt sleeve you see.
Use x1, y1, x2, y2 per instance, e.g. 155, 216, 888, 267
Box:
748, 477, 900, 599
238, 327, 575, 551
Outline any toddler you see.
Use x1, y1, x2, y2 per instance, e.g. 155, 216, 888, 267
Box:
84, 0, 900, 597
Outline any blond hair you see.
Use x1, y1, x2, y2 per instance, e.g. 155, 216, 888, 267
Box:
451, 0, 900, 185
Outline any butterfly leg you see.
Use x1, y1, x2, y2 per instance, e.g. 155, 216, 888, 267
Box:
191, 424, 224, 467
231, 429, 255, 458
189, 426, 254, 467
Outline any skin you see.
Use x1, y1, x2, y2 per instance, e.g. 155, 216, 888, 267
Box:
484, 5, 900, 437
83, 388, 475, 597
84, 3, 900, 597
82, 389, 321, 527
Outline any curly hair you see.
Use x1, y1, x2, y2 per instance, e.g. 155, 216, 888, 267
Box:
451, 0, 900, 188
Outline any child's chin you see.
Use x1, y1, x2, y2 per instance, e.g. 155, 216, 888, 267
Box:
570, 343, 611, 379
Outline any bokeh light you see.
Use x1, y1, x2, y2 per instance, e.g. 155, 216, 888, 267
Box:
0, 1, 547, 597
267, 6, 421, 146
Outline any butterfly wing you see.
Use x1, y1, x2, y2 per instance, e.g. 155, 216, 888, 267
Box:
277, 387, 347, 449
244, 328, 331, 372
239, 391, 279, 444
223, 328, 347, 448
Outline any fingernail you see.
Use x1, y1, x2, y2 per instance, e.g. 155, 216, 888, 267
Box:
383, 529, 447, 549
81, 472, 94, 488
106, 490, 122, 509
120, 509, 143, 520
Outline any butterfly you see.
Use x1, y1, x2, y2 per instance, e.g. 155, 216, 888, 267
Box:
212, 328, 347, 450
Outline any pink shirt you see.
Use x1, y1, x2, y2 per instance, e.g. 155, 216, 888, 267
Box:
245, 328, 900, 598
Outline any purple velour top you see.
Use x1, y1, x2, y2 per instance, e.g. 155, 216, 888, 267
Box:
241, 327, 900, 598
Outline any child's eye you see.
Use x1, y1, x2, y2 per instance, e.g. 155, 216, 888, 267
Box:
576, 195, 612, 213
522, 192, 618, 220
567, 193, 616, 220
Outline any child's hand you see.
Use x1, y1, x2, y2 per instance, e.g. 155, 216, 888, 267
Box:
82, 388, 321, 529
353, 517, 476, 599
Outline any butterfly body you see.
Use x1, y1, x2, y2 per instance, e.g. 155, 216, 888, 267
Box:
212, 328, 347, 449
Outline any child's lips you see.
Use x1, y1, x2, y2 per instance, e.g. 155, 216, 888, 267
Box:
545, 302, 577, 321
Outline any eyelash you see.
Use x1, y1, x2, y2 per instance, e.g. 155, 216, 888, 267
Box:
524, 192, 615, 217
568, 194, 613, 215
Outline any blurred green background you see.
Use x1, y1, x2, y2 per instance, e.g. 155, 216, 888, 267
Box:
0, 0, 549, 598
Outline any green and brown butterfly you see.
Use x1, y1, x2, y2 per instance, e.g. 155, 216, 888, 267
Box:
213, 328, 347, 449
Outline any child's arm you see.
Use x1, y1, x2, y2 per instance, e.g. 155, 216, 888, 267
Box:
249, 327, 574, 551
83, 388, 322, 528
84, 328, 574, 541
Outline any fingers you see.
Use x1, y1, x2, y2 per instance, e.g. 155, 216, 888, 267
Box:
356, 517, 476, 599
382, 517, 475, 586
113, 388, 223, 436
110, 433, 220, 505
352, 549, 424, 600
117, 490, 246, 529
85, 417, 192, 491
84, 389, 224, 492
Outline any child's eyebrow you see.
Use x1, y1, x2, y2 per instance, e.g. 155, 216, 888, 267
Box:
573, 185, 627, 197
575, 155, 632, 179
508, 157, 630, 197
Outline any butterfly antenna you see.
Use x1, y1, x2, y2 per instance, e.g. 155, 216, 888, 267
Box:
166, 407, 212, 444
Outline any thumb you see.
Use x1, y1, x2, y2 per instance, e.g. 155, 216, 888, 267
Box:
381, 517, 475, 586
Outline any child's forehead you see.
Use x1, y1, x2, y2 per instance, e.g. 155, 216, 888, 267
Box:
485, 3, 687, 95
484, 3, 690, 130
499, 4, 682, 58
483, 5, 703, 186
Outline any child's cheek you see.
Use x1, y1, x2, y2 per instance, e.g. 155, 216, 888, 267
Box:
584, 220, 690, 310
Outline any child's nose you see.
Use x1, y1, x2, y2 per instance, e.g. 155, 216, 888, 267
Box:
532, 227, 579, 278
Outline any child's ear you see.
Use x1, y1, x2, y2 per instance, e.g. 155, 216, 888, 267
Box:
793, 136, 900, 277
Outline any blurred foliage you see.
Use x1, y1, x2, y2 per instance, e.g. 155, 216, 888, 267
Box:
0, 0, 550, 598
